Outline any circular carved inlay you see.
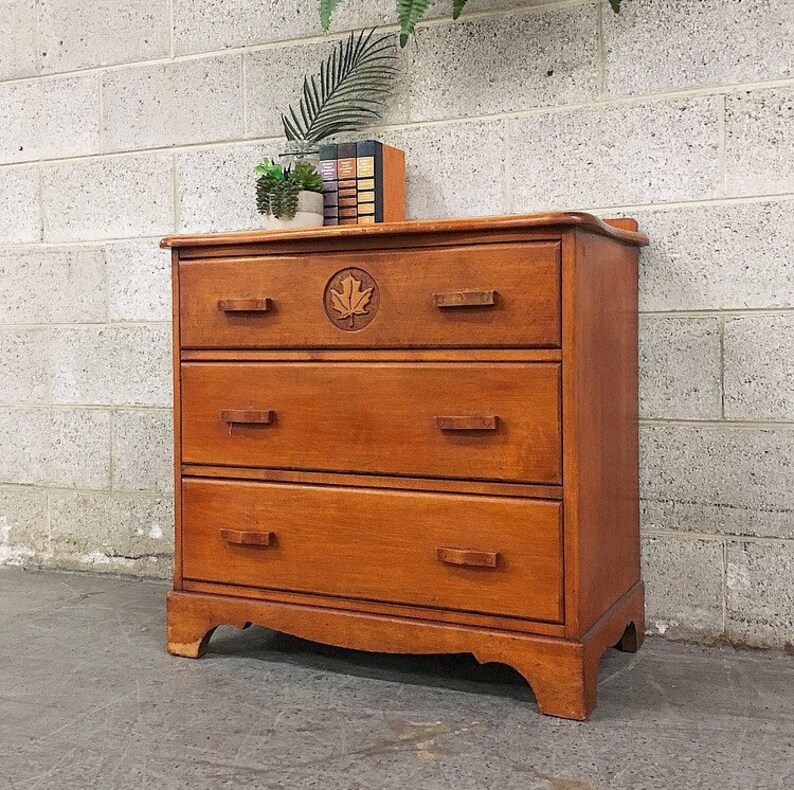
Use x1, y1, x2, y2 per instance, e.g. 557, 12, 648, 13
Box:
324, 267, 380, 331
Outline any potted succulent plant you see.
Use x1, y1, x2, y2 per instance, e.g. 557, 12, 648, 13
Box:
255, 28, 397, 229
255, 158, 324, 229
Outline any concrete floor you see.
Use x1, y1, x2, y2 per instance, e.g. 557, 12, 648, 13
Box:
1, 569, 792, 790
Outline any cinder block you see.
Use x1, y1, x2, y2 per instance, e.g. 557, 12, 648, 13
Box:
102, 56, 243, 152
50, 490, 174, 578
0, 328, 50, 404
0, 75, 100, 164
0, 408, 111, 488
0, 166, 40, 244
0, 82, 38, 164
634, 200, 794, 312
506, 97, 721, 211
639, 316, 722, 420
410, 4, 598, 122
37, 0, 170, 73
642, 535, 724, 639
0, 247, 106, 324
0, 0, 37, 80
0, 409, 48, 485
51, 325, 171, 407
0, 486, 49, 565
177, 144, 269, 234
641, 425, 794, 539
38, 74, 101, 160
604, 0, 794, 97
726, 87, 794, 197
383, 121, 506, 220
173, 0, 393, 55
107, 241, 172, 322
112, 409, 173, 493
245, 34, 408, 139
47, 408, 112, 489
727, 540, 794, 649
173, 0, 530, 55
49, 248, 108, 323
724, 314, 794, 421
41, 154, 174, 242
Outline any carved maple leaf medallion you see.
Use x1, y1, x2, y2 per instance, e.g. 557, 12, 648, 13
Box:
324, 268, 380, 331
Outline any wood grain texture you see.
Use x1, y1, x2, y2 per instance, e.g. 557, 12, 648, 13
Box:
381, 143, 406, 223
217, 298, 271, 312
435, 547, 500, 568
180, 579, 568, 636
434, 415, 498, 431
219, 409, 274, 425
178, 243, 560, 349
161, 211, 648, 249
171, 250, 184, 590
166, 582, 644, 720
181, 478, 564, 622
180, 348, 563, 362
166, 211, 645, 719
433, 289, 496, 308
562, 230, 641, 637
182, 467, 564, 500
181, 362, 562, 484
219, 528, 275, 546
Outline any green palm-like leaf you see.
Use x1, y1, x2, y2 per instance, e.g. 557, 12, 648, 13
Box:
397, 0, 430, 47
320, 0, 343, 30
282, 29, 397, 144
452, 0, 469, 21
609, 0, 622, 12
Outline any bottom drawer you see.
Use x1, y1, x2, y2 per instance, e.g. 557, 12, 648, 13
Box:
181, 478, 563, 623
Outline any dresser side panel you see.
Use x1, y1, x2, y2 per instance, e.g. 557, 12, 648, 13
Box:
172, 248, 184, 589
563, 230, 641, 637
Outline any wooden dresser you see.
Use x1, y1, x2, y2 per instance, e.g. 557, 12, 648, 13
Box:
162, 213, 648, 720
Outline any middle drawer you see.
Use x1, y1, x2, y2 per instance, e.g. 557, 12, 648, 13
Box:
181, 362, 561, 484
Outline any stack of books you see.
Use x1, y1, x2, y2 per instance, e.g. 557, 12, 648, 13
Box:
318, 141, 406, 226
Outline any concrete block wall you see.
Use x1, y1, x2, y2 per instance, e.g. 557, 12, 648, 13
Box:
1, 0, 792, 649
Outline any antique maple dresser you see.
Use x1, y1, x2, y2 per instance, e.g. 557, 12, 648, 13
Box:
162, 212, 648, 720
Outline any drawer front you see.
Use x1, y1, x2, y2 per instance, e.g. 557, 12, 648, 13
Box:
182, 478, 563, 622
181, 362, 562, 484
179, 243, 560, 349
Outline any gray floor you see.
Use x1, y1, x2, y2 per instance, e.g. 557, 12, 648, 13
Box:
1, 569, 792, 790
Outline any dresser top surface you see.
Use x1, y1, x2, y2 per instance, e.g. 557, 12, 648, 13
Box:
161, 212, 648, 249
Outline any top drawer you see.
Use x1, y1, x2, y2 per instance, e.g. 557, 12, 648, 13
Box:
178, 243, 560, 349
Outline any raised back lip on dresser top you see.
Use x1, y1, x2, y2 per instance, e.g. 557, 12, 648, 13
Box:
161, 212, 649, 251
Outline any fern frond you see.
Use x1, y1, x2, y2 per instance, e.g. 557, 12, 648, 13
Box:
397, 0, 430, 47
320, 0, 344, 30
452, 0, 469, 21
281, 28, 398, 144
609, 0, 622, 12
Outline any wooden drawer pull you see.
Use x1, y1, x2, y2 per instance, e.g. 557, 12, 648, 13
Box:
436, 547, 499, 568
434, 290, 496, 308
220, 529, 275, 546
221, 409, 275, 425
217, 298, 271, 312
435, 415, 498, 431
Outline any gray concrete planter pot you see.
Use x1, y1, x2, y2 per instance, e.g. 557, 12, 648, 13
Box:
262, 190, 324, 230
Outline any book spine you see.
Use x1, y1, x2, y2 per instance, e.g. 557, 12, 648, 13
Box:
355, 140, 378, 225
336, 142, 358, 224
355, 141, 406, 224
318, 144, 338, 226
